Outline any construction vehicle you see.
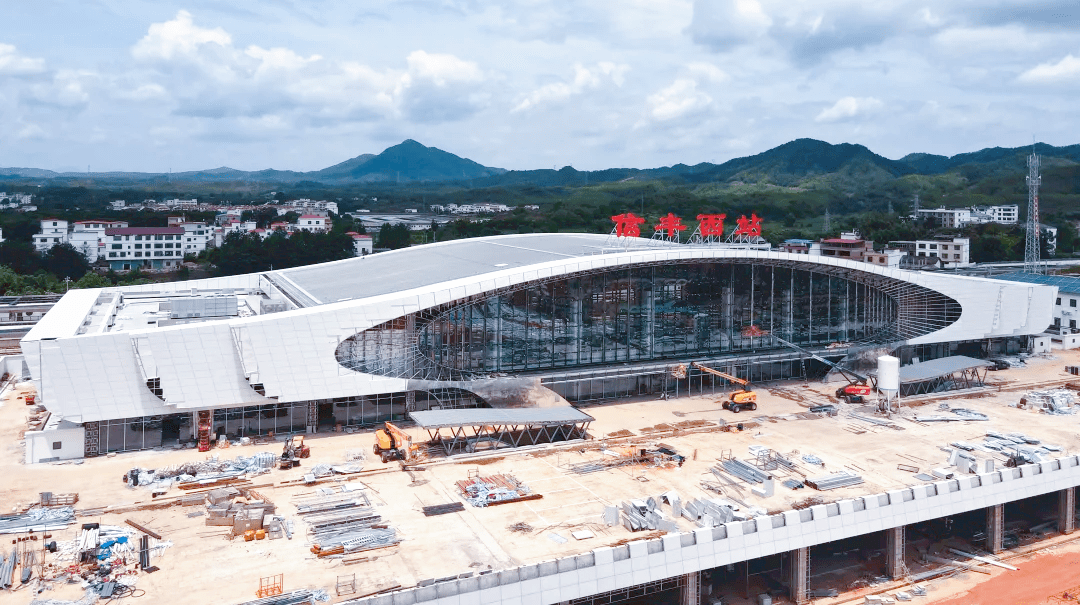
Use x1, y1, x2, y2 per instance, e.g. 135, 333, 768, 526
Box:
690, 362, 758, 413
773, 336, 873, 403
280, 435, 310, 469
373, 422, 416, 463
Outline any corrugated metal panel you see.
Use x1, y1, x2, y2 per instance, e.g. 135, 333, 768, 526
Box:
410, 406, 593, 428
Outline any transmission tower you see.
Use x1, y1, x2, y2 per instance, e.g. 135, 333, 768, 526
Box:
823, 208, 831, 233
1024, 150, 1042, 274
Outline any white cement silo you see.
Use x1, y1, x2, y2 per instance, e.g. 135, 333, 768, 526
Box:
877, 355, 900, 415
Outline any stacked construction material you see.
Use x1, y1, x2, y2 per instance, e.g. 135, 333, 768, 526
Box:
455, 474, 541, 507
203, 487, 278, 535
0, 506, 75, 534
568, 446, 685, 474
719, 459, 769, 484
296, 488, 399, 558
232, 589, 331, 605
1021, 388, 1076, 414
804, 471, 863, 490
129, 452, 279, 489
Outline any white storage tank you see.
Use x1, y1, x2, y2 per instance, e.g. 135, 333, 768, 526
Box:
877, 355, 900, 393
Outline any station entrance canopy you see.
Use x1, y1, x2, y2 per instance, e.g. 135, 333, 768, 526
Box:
409, 407, 594, 456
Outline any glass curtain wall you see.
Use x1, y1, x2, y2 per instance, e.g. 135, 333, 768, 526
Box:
417, 264, 896, 376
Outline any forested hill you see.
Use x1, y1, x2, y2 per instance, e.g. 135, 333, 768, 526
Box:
4, 138, 1080, 188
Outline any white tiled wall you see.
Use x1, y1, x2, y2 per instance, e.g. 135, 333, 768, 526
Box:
348, 457, 1080, 605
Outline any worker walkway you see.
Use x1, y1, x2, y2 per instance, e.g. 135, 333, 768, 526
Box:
409, 407, 594, 456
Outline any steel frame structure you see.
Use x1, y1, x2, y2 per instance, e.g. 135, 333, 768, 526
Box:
892, 365, 988, 397
335, 258, 960, 384
414, 418, 592, 456
565, 573, 687, 605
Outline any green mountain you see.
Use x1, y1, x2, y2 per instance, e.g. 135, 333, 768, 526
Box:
2, 138, 1080, 188
314, 139, 504, 182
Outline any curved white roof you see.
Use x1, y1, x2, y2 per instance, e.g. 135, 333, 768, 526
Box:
22, 233, 1056, 423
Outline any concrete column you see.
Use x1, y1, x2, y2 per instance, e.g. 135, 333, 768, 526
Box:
986, 503, 1004, 554
789, 547, 809, 605
1059, 487, 1076, 535
885, 526, 905, 580
680, 571, 700, 605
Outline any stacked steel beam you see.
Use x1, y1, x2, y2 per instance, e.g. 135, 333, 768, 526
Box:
296, 490, 399, 557
805, 471, 864, 490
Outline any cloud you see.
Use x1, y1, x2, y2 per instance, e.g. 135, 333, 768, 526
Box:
647, 79, 713, 121
132, 10, 232, 62
405, 50, 482, 86
512, 62, 629, 112
128, 11, 488, 125
0, 43, 46, 75
686, 62, 729, 83
1019, 54, 1080, 83
815, 96, 883, 122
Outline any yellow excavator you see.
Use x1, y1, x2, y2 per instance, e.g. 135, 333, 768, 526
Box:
690, 362, 758, 413
373, 422, 417, 463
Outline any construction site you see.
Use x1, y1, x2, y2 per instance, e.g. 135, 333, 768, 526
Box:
4, 348, 1080, 605
6, 215, 1080, 605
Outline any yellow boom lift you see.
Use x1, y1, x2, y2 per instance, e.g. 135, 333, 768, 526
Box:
690, 362, 758, 413
373, 422, 417, 463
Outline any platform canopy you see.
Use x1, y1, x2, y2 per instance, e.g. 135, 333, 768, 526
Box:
868, 355, 993, 397
896, 356, 992, 384
409, 406, 593, 429
409, 406, 594, 456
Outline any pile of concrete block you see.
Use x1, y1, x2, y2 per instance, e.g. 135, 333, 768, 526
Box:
201, 487, 278, 536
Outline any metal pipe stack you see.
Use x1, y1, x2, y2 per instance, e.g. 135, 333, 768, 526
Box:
721, 459, 768, 484
805, 471, 864, 490
0, 547, 15, 589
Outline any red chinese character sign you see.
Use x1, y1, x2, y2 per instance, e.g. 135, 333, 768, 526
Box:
610, 213, 646, 237
654, 213, 687, 238
696, 214, 727, 237
734, 213, 763, 237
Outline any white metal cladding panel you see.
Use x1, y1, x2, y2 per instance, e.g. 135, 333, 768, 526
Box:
350, 458, 1080, 605
106, 273, 262, 295
29, 246, 1057, 418
147, 325, 268, 409
39, 333, 173, 422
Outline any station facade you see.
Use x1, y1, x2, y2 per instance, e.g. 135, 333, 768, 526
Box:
19, 233, 1054, 462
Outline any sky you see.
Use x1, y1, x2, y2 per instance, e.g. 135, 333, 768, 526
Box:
1, 1, 1079, 173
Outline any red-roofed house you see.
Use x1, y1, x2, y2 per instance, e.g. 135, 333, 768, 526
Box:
346, 232, 373, 255
295, 215, 329, 233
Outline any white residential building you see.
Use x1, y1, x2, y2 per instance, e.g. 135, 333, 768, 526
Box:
980, 204, 1019, 224
103, 227, 186, 270
163, 198, 199, 209
295, 215, 329, 233
33, 219, 70, 252
863, 249, 906, 268
889, 237, 971, 268
347, 232, 373, 255
918, 204, 1019, 227
180, 222, 213, 255
36, 220, 129, 262
110, 200, 126, 210
917, 207, 970, 228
